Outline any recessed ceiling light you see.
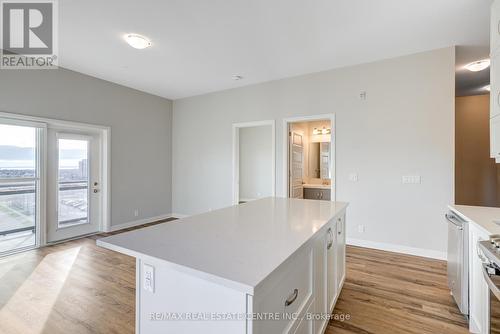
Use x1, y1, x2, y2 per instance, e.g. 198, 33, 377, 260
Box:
485, 85, 491, 92
464, 59, 490, 72
232, 75, 243, 81
124, 34, 152, 49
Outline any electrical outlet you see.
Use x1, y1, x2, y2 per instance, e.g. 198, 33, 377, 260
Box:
134, 209, 139, 217
143, 263, 155, 293
358, 225, 365, 233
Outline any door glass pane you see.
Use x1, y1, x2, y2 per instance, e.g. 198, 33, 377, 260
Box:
0, 123, 37, 253
58, 139, 89, 227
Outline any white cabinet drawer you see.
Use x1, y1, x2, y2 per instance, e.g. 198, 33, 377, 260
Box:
492, 0, 500, 55
253, 247, 314, 334
492, 53, 500, 119
292, 299, 314, 334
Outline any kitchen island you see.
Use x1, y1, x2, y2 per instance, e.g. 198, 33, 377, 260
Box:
98, 197, 348, 334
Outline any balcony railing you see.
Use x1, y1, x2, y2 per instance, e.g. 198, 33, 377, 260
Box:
0, 180, 88, 236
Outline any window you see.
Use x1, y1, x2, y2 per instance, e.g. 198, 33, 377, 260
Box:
0, 122, 39, 254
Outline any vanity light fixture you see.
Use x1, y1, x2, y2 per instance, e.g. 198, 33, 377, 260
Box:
464, 59, 490, 72
124, 34, 152, 49
313, 127, 331, 135
485, 85, 491, 92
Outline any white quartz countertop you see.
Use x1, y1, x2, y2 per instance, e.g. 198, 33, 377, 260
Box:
302, 184, 331, 190
98, 197, 348, 294
450, 205, 500, 235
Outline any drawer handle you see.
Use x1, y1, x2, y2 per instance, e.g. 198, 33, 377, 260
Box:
327, 228, 333, 250
285, 289, 299, 307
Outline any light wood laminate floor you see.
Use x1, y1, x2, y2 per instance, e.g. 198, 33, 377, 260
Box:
0, 222, 469, 334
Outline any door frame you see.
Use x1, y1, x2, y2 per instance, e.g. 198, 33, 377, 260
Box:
0, 111, 111, 246
282, 113, 336, 201
232, 120, 276, 205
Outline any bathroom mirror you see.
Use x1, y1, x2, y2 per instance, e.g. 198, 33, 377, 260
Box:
308, 142, 330, 180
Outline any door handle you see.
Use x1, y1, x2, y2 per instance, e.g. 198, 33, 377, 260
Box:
445, 213, 463, 230
327, 228, 333, 250
482, 264, 500, 301
285, 289, 299, 307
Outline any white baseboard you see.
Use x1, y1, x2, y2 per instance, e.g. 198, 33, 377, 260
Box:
170, 213, 189, 219
107, 213, 174, 232
347, 238, 447, 261
239, 198, 256, 203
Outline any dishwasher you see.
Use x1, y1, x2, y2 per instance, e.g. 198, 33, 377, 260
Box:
446, 211, 469, 316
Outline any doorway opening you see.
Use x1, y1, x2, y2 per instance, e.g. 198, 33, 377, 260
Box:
283, 114, 335, 201
232, 120, 275, 205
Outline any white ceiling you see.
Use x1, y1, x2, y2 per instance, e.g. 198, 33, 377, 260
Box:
59, 0, 492, 100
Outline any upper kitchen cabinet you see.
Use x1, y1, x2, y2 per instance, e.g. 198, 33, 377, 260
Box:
491, 53, 500, 119
491, 116, 500, 159
491, 1, 500, 160
492, 0, 500, 56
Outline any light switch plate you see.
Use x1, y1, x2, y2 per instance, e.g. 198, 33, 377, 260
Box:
349, 173, 358, 182
143, 263, 155, 293
402, 175, 421, 184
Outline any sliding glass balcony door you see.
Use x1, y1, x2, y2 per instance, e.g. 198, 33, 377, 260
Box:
0, 120, 43, 255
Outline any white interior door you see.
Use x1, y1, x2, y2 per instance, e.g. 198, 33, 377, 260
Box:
289, 131, 304, 198
47, 129, 102, 242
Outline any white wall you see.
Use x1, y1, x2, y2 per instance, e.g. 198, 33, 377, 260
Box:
0, 68, 173, 227
239, 126, 273, 201
173, 47, 455, 257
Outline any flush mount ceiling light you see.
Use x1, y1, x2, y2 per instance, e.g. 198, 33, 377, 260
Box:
464, 59, 490, 72
124, 34, 152, 49
232, 75, 243, 81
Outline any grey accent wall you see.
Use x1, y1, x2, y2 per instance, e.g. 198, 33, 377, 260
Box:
173, 47, 455, 256
0, 68, 172, 227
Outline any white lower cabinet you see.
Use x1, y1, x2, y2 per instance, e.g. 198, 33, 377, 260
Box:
336, 215, 346, 290
313, 213, 347, 334
252, 212, 347, 334
326, 222, 338, 313
468, 222, 490, 334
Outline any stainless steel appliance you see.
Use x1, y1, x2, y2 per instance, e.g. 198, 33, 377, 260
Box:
446, 211, 469, 315
479, 239, 500, 334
